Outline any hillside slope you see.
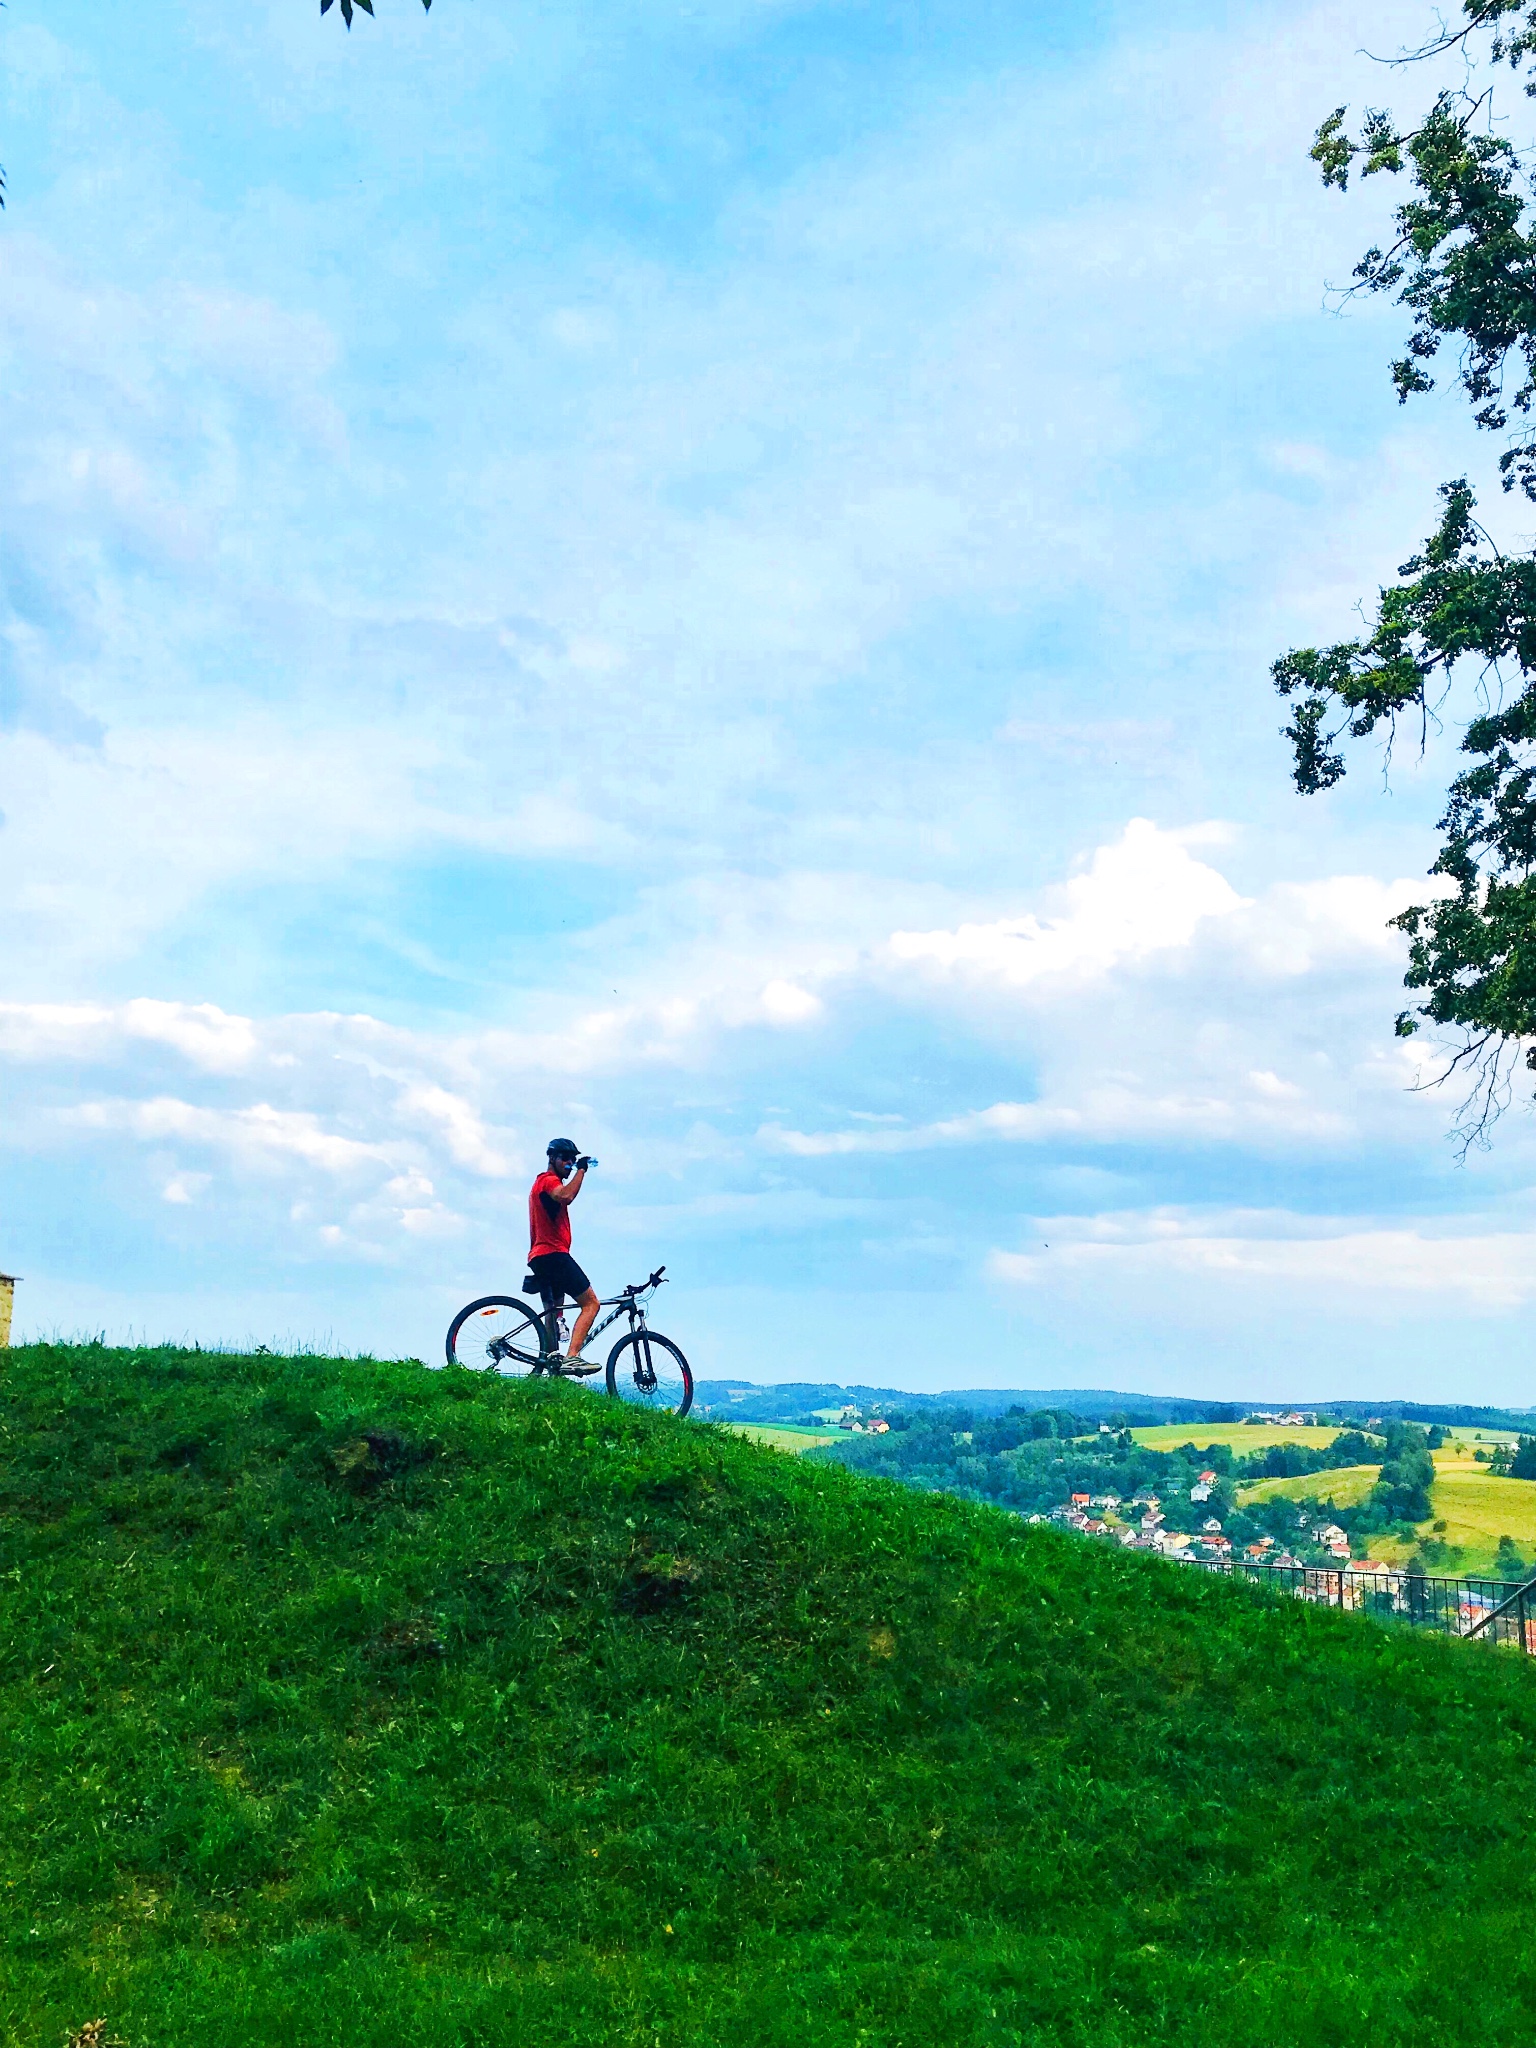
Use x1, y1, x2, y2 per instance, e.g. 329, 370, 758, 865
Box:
6, 1345, 1536, 2047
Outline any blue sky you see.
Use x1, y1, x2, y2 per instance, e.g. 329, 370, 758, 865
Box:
5, 0, 1536, 1399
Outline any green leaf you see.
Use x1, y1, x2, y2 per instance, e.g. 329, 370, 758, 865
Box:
1311, 106, 1358, 190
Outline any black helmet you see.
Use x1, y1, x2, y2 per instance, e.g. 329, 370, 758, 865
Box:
546, 1137, 579, 1160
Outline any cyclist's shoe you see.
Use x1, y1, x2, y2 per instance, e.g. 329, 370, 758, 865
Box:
558, 1353, 603, 1377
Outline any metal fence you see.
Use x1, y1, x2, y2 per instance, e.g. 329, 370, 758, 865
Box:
1191, 1558, 1536, 1654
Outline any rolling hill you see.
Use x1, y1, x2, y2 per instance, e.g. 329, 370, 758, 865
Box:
1238, 1462, 1382, 1511
7, 1342, 1536, 2047
695, 1382, 1536, 1433
1236, 1445, 1536, 1571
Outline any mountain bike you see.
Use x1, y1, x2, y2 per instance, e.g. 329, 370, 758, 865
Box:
444, 1266, 693, 1417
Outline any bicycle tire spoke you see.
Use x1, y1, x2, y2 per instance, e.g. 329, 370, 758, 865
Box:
605, 1329, 693, 1417
445, 1297, 548, 1375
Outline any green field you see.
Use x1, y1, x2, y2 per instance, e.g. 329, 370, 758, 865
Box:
1375, 1464, 1536, 1568
1235, 1454, 1536, 1570
1131, 1422, 1345, 1455
1426, 1469, 1536, 1547
1238, 1462, 1380, 1509
13, 1343, 1536, 2045
723, 1422, 838, 1453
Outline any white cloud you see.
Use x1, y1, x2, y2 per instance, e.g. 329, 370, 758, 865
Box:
372, 1170, 464, 1240
882, 822, 1434, 1006
989, 1208, 1536, 1313
392, 1084, 512, 1178
122, 1000, 262, 1073
0, 814, 1453, 1228
72, 1097, 397, 1177
751, 820, 1446, 1157
762, 1074, 1349, 1158
758, 979, 823, 1026
888, 820, 1245, 990
0, 998, 261, 1072
1227, 875, 1435, 978
0, 1002, 117, 1061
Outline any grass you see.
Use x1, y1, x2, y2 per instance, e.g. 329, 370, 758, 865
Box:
1129, 1424, 1345, 1454
723, 1423, 839, 1453
1423, 1471, 1536, 1554
1237, 1464, 1381, 1510
1236, 1456, 1536, 1572
11, 1344, 1536, 2045
1373, 1465, 1536, 1569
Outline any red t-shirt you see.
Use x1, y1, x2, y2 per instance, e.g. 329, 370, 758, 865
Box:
528, 1171, 571, 1259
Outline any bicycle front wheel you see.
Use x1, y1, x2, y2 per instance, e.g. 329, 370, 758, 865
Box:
606, 1330, 693, 1417
445, 1295, 548, 1375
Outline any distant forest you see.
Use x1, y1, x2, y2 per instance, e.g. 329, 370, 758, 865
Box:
692, 1382, 1536, 1433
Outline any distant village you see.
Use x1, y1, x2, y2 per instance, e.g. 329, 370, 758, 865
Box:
818, 1405, 892, 1434
1031, 1477, 1367, 1571
802, 1399, 1529, 1637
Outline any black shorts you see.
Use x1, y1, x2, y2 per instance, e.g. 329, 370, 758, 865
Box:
528, 1251, 592, 1303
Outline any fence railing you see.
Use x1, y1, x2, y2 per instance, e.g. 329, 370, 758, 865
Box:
1190, 1558, 1536, 1654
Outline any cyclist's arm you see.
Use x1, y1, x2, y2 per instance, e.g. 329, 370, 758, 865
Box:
543, 1167, 587, 1208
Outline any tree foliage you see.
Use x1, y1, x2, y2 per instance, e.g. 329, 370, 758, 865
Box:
1371, 1422, 1437, 1523
1274, 4, 1536, 1139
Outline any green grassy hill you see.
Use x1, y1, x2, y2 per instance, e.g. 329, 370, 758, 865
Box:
7, 1345, 1536, 2048
1129, 1422, 1343, 1454
1237, 1450, 1536, 1572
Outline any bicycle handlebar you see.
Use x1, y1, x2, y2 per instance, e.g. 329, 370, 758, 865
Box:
616, 1266, 667, 1302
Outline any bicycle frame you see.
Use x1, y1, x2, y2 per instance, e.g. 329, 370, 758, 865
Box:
537, 1274, 663, 1360
452, 1263, 687, 1409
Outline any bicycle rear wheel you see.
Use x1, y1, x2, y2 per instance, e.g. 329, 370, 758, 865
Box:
445, 1295, 548, 1374
605, 1329, 693, 1417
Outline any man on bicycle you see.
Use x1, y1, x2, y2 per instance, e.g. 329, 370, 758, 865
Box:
528, 1139, 603, 1374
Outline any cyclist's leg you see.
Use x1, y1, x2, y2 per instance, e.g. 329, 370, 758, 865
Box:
545, 1252, 598, 1359
568, 1286, 600, 1358
539, 1289, 564, 1357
